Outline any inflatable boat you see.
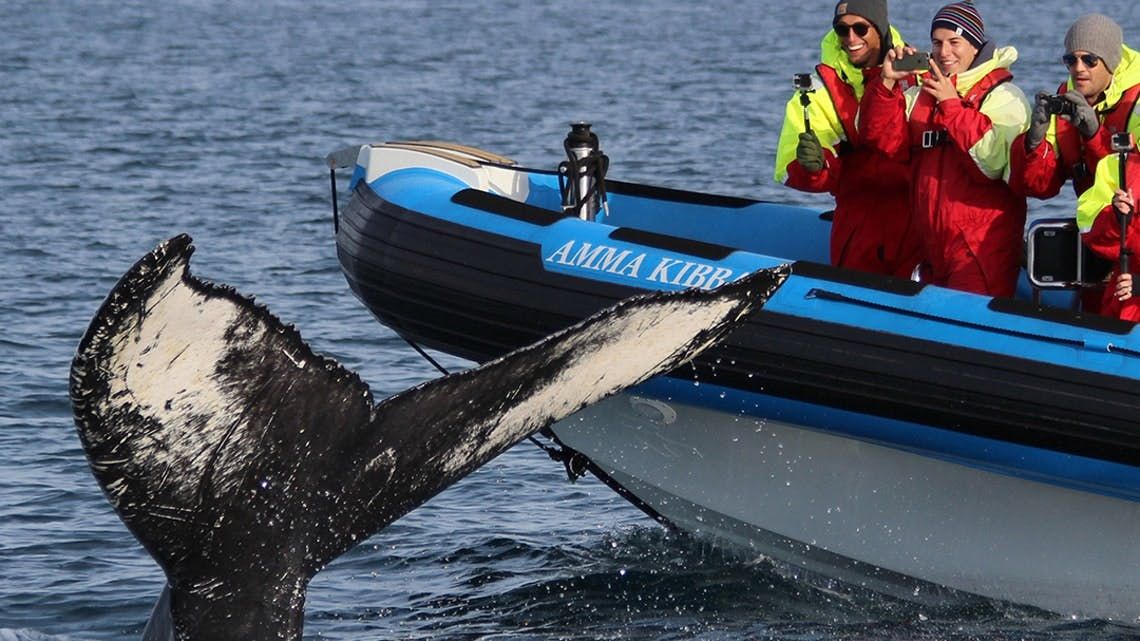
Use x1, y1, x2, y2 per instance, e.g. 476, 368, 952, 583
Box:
326, 129, 1140, 621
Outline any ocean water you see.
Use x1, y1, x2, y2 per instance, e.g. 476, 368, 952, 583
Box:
3, 1, 1139, 640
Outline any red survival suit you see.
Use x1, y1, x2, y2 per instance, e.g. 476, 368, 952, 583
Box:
1009, 76, 1140, 314
1080, 153, 1140, 321
1011, 82, 1140, 197
781, 65, 920, 277
860, 50, 1029, 297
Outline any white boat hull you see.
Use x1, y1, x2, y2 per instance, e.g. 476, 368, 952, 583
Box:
550, 391, 1140, 621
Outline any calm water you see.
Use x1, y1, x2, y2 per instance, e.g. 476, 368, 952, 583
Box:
3, 1, 1140, 639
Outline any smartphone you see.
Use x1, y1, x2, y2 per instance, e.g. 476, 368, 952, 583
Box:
793, 73, 813, 91
1111, 132, 1134, 153
894, 51, 930, 72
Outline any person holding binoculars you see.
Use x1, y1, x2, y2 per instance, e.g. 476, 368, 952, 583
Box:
774, 0, 921, 279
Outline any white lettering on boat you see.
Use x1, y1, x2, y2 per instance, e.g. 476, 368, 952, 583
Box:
544, 240, 735, 290
546, 241, 643, 277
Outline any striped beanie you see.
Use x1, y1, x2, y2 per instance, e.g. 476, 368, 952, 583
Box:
931, 1, 986, 51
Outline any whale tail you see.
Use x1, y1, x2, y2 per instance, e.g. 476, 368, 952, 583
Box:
69, 234, 786, 640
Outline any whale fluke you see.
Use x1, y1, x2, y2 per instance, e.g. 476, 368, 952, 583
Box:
69, 234, 787, 640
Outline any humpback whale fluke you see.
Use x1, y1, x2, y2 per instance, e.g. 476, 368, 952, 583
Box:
69, 234, 787, 640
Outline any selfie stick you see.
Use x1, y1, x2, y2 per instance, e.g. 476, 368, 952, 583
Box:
800, 90, 813, 134
1119, 142, 1132, 274
794, 74, 815, 134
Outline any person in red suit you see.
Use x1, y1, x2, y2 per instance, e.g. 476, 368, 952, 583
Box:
774, 0, 920, 278
1077, 142, 1140, 321
859, 1, 1030, 297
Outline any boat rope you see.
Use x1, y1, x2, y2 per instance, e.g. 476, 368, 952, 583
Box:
807, 287, 1140, 356
399, 335, 587, 479
529, 429, 590, 482
401, 336, 450, 377
329, 167, 339, 234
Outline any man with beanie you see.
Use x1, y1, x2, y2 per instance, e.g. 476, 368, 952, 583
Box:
860, 1, 1030, 298
773, 0, 920, 278
1012, 14, 1139, 199
1009, 14, 1140, 312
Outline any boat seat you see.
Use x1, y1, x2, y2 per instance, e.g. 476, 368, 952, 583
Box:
1025, 217, 1112, 305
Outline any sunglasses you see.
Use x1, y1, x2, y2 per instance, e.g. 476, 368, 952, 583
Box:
1062, 53, 1101, 68
834, 23, 872, 38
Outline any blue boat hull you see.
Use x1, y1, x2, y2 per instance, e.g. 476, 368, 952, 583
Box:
331, 141, 1140, 619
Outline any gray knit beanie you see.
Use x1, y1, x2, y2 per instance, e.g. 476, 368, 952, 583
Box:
1065, 13, 1123, 72
834, 0, 891, 48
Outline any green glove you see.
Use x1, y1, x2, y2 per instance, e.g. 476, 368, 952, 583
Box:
1060, 91, 1100, 138
796, 131, 825, 173
1025, 92, 1051, 152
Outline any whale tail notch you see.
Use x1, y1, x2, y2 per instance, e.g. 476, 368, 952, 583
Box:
69, 234, 787, 640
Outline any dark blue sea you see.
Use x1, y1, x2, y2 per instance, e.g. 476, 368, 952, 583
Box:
3, 1, 1140, 639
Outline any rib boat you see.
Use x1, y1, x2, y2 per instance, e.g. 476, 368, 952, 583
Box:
326, 128, 1140, 621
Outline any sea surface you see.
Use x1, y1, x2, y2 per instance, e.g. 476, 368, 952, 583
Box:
3, 1, 1139, 640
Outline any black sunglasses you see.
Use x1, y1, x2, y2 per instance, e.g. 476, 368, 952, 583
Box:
834, 23, 872, 38
1062, 53, 1101, 68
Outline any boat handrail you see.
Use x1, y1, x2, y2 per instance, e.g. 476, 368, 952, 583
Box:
380, 142, 483, 168
805, 286, 1139, 352
384, 140, 516, 166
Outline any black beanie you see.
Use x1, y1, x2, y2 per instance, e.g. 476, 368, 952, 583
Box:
834, 0, 891, 48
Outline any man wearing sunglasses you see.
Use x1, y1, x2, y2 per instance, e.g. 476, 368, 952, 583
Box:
1011, 14, 1139, 200
1009, 14, 1138, 313
774, 0, 920, 279
859, 0, 1030, 298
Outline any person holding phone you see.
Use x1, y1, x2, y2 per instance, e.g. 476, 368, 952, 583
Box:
859, 0, 1030, 297
774, 0, 920, 278
1077, 134, 1140, 320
